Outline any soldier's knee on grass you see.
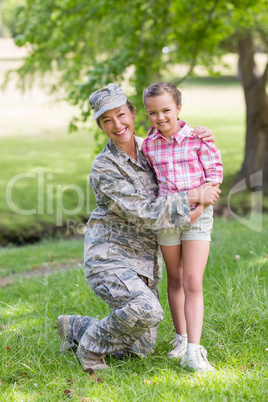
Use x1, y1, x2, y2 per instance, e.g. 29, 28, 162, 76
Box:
115, 297, 164, 333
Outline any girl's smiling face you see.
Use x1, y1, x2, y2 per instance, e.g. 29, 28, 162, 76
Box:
145, 92, 182, 138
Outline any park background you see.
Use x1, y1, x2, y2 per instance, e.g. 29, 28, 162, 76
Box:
0, 1, 267, 401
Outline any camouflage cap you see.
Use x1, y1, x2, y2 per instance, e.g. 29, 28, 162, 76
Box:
89, 83, 128, 120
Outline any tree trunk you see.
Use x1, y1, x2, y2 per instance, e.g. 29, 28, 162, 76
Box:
237, 31, 268, 190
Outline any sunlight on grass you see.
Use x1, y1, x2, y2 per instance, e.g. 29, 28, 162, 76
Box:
1, 302, 35, 319
0, 391, 39, 402
0, 217, 267, 400
0, 238, 83, 277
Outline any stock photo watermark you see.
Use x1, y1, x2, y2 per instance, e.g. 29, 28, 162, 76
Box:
5, 169, 264, 235
5, 170, 92, 227
228, 170, 263, 232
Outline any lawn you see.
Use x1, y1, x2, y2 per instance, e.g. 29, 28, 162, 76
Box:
0, 216, 267, 401
0, 130, 97, 244
0, 237, 83, 278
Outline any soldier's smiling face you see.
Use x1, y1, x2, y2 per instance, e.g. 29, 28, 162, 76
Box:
99, 104, 136, 147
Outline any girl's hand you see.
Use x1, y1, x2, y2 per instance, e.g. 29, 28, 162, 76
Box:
192, 126, 215, 142
188, 182, 221, 206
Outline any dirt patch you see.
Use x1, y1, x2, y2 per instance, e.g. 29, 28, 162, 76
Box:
0, 258, 84, 288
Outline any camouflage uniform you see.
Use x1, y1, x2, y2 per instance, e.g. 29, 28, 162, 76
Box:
68, 137, 190, 357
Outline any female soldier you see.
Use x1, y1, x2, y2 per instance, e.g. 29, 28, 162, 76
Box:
57, 84, 220, 371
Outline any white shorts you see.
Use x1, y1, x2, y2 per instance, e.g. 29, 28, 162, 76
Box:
156, 205, 213, 246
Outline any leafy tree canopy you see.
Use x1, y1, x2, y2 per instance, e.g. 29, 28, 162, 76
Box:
3, 0, 268, 131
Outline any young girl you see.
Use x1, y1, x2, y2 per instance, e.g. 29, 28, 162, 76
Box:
141, 82, 223, 372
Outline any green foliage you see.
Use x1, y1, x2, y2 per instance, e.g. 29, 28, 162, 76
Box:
4, 0, 267, 129
1, 0, 26, 37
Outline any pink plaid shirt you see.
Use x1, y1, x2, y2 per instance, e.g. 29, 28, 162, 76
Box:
141, 120, 223, 196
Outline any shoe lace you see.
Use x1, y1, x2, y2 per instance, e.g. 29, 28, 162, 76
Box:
169, 334, 185, 347
199, 345, 208, 362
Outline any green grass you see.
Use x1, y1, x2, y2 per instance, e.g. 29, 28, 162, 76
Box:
0, 216, 267, 401
0, 237, 83, 277
0, 130, 98, 244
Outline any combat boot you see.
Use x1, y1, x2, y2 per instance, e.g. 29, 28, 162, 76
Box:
57, 315, 78, 352
77, 345, 109, 370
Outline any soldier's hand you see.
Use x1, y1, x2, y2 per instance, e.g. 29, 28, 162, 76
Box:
190, 204, 206, 225
192, 126, 215, 142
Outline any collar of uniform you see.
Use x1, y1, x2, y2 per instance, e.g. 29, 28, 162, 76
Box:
108, 138, 146, 170
109, 139, 129, 165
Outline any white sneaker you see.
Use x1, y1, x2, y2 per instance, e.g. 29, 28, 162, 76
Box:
180, 343, 214, 372
168, 333, 187, 359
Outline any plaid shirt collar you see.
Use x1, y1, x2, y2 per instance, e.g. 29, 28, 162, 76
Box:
149, 120, 192, 144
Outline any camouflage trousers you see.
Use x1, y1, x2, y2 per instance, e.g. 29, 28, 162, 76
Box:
67, 269, 163, 357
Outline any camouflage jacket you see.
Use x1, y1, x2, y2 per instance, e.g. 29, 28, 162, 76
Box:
84, 137, 190, 281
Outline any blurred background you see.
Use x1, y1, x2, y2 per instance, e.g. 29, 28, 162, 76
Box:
0, 0, 267, 245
